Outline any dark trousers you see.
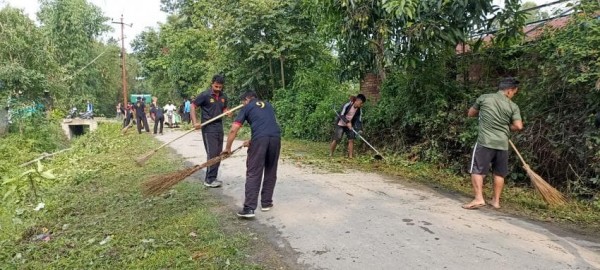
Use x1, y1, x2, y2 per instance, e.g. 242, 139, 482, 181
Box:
244, 136, 281, 210
184, 112, 191, 123
153, 116, 164, 134
202, 131, 224, 183
137, 114, 150, 133
123, 112, 133, 127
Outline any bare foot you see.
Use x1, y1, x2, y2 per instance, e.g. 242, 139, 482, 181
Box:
462, 200, 486, 210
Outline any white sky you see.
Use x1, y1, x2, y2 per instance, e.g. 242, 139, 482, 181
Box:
0, 0, 167, 52
1, 0, 568, 52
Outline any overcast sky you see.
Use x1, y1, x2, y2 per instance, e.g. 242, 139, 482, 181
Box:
1, 0, 566, 52
0, 0, 167, 52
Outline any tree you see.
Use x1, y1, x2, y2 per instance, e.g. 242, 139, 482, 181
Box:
37, 0, 120, 114
0, 6, 60, 102
521, 1, 550, 24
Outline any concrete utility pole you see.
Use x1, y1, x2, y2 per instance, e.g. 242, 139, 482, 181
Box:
112, 15, 132, 106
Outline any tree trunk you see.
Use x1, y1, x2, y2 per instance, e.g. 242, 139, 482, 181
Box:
269, 58, 275, 91
279, 54, 285, 89
375, 33, 386, 81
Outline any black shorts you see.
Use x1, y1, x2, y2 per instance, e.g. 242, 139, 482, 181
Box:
332, 125, 356, 142
469, 144, 509, 177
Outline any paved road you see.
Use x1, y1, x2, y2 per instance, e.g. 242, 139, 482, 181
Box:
156, 130, 600, 270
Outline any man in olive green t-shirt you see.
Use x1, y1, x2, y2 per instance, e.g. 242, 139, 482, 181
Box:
463, 77, 523, 210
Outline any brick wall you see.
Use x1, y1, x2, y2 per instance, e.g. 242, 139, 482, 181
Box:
360, 73, 381, 103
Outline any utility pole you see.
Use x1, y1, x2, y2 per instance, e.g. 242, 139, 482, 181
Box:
112, 15, 132, 106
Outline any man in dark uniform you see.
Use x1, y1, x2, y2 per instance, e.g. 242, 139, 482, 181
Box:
223, 91, 281, 218
135, 96, 150, 134
149, 103, 165, 135
191, 74, 230, 188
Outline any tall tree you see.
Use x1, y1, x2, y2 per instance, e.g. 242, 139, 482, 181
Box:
37, 0, 116, 112
0, 6, 61, 102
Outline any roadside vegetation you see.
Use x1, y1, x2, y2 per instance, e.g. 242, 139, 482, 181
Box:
2, 0, 599, 264
0, 123, 265, 269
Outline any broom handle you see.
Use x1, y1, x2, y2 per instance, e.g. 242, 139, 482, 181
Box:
152, 104, 244, 153
508, 140, 528, 167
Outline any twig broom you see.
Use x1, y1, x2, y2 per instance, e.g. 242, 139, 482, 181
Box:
141, 145, 244, 196
121, 121, 134, 134
509, 140, 566, 206
135, 104, 244, 166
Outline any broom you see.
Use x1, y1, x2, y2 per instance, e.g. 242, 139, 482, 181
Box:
121, 121, 134, 134
509, 140, 566, 206
135, 104, 244, 166
141, 144, 245, 196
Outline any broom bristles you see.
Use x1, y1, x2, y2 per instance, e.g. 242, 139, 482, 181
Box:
141, 152, 233, 196
523, 165, 566, 206
142, 165, 202, 196
135, 150, 155, 166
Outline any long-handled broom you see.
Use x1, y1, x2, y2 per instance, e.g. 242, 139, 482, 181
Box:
135, 104, 244, 166
141, 144, 245, 196
509, 140, 566, 206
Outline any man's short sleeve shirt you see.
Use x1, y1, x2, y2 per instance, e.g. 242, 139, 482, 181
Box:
474, 92, 521, 150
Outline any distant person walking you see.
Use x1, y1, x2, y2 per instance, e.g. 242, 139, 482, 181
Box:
463, 77, 523, 210
329, 94, 366, 159
191, 74, 230, 188
150, 103, 165, 135
184, 98, 191, 124
223, 91, 281, 218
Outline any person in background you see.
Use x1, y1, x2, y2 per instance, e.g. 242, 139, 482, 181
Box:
135, 97, 150, 134
150, 103, 165, 135
86, 100, 93, 114
184, 98, 191, 124
329, 94, 366, 159
116, 102, 123, 120
164, 101, 177, 128
122, 102, 134, 128
223, 91, 281, 218
191, 74, 230, 188
463, 77, 523, 210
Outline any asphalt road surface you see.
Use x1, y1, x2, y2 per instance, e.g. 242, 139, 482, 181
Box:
156, 130, 600, 270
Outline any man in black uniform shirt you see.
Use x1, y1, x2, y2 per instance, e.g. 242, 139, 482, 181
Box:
191, 74, 230, 188
149, 103, 165, 135
223, 91, 281, 218
135, 97, 150, 134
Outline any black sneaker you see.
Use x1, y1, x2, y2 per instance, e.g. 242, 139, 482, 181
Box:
261, 204, 273, 212
237, 208, 255, 218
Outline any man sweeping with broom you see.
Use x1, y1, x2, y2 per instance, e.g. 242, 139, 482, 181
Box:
463, 77, 523, 210
222, 90, 281, 218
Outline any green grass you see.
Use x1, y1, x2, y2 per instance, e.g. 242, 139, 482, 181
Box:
0, 123, 262, 269
282, 138, 600, 234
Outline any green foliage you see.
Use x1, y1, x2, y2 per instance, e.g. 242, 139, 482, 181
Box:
310, 0, 496, 79
0, 1, 135, 117
367, 56, 475, 167
273, 59, 355, 141
0, 123, 263, 268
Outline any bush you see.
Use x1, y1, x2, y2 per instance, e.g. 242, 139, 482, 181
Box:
273, 60, 356, 141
